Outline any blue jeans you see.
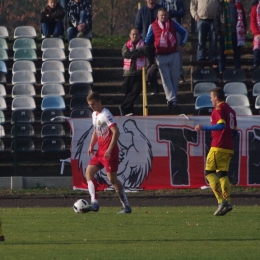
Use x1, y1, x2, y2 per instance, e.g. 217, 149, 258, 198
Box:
218, 32, 241, 73
197, 19, 217, 61
59, 0, 67, 8
67, 11, 90, 42
41, 20, 64, 37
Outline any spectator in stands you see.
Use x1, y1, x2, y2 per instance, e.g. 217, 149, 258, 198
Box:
135, 0, 162, 95
250, 0, 260, 72
40, 0, 65, 38
190, 0, 219, 63
66, 0, 92, 42
159, 0, 187, 83
214, 0, 246, 74
119, 28, 151, 116
145, 8, 188, 109
0, 217, 4, 242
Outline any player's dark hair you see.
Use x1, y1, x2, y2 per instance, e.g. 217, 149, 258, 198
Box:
158, 7, 168, 13
87, 92, 101, 102
211, 87, 225, 101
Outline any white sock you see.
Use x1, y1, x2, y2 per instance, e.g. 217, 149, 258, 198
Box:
87, 180, 98, 204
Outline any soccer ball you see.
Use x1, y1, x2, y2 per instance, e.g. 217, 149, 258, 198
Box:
73, 199, 89, 213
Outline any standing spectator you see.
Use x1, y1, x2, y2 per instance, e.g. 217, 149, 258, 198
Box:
145, 8, 188, 109
250, 0, 260, 72
82, 92, 132, 214
66, 0, 92, 42
190, 0, 219, 63
160, 0, 186, 82
40, 0, 65, 38
195, 87, 237, 216
0, 217, 4, 242
119, 28, 151, 116
135, 0, 162, 95
214, 0, 246, 74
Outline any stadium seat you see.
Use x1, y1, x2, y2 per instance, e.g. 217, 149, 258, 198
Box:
0, 110, 5, 124
13, 38, 36, 51
69, 70, 93, 84
12, 97, 36, 111
255, 95, 260, 109
41, 138, 66, 152
41, 124, 66, 138
0, 97, 7, 110
41, 71, 65, 85
13, 49, 37, 61
226, 94, 250, 107
12, 84, 36, 97
70, 96, 90, 110
12, 71, 36, 85
12, 60, 36, 74
11, 124, 35, 138
0, 84, 6, 97
14, 26, 37, 39
223, 82, 248, 96
0, 139, 4, 152
0, 49, 8, 61
41, 96, 66, 111
195, 95, 213, 110
11, 138, 35, 152
41, 83, 65, 97
69, 83, 92, 97
0, 26, 9, 38
192, 68, 218, 85
11, 110, 35, 124
252, 69, 260, 84
41, 38, 65, 51
0, 38, 8, 50
70, 108, 93, 118
41, 110, 65, 124
68, 38, 92, 50
231, 106, 252, 116
193, 82, 216, 97
69, 48, 93, 61
252, 82, 260, 97
0, 72, 6, 85
0, 125, 5, 138
0, 61, 7, 74
68, 60, 92, 74
42, 48, 66, 61
41, 60, 65, 74
222, 69, 246, 83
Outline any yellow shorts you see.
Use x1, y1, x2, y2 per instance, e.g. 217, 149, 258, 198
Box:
205, 148, 232, 172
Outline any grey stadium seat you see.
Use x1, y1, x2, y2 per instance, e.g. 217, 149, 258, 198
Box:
41, 138, 66, 152
11, 124, 35, 138
41, 124, 66, 138
11, 110, 35, 124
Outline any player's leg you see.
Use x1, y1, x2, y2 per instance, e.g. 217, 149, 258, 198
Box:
0, 217, 4, 242
205, 149, 227, 215
107, 171, 131, 214
83, 160, 101, 212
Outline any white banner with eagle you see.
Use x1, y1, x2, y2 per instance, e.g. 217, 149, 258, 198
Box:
67, 115, 260, 190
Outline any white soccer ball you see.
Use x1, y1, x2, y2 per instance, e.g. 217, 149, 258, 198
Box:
73, 199, 89, 213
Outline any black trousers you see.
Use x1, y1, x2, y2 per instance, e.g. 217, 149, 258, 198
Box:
121, 75, 142, 115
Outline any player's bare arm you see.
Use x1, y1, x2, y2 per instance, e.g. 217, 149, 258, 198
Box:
88, 130, 98, 156
104, 125, 120, 159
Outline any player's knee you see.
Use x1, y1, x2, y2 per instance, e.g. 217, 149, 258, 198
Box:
205, 170, 216, 176
217, 171, 228, 178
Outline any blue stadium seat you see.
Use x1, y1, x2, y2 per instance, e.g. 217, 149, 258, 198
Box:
41, 96, 66, 111
195, 95, 213, 110
0, 61, 7, 74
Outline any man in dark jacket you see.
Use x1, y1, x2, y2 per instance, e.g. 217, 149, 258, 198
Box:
66, 0, 92, 42
135, 0, 162, 95
40, 0, 65, 38
214, 0, 247, 73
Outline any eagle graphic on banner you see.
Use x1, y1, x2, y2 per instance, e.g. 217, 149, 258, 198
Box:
74, 119, 153, 188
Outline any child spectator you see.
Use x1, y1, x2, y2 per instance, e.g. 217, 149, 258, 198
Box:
40, 0, 65, 38
214, 0, 246, 74
250, 0, 260, 72
119, 28, 151, 116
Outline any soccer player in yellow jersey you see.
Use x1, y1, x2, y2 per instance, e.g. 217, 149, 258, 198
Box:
195, 87, 238, 216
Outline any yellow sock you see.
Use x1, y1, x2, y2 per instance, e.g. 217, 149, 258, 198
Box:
206, 173, 224, 204
0, 218, 3, 237
219, 176, 231, 204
